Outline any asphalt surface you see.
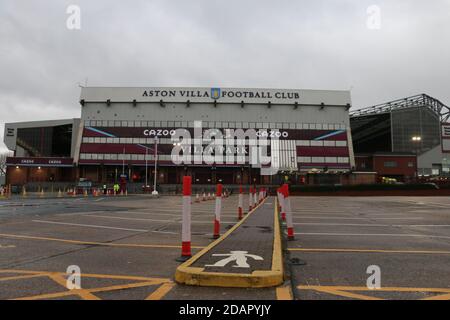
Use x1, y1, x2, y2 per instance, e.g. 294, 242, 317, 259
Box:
0, 194, 449, 300
287, 197, 450, 300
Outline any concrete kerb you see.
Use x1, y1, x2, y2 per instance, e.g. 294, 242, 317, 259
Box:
174, 197, 284, 288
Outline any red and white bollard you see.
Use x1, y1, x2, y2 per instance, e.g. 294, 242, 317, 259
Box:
249, 186, 254, 211
259, 188, 263, 203
179, 176, 192, 261
195, 193, 200, 203
283, 184, 295, 241
202, 192, 206, 201
276, 187, 282, 212
279, 186, 286, 221
253, 186, 258, 207
213, 184, 222, 239
238, 185, 243, 220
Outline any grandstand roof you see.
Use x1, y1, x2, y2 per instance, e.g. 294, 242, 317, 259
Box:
350, 94, 450, 122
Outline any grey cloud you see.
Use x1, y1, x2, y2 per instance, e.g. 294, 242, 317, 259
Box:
1, 0, 449, 152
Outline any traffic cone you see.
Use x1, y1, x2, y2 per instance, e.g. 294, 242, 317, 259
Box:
202, 192, 206, 201
40, 188, 44, 198
208, 192, 211, 200
195, 193, 200, 203
84, 189, 88, 197
22, 186, 27, 198
57, 189, 62, 198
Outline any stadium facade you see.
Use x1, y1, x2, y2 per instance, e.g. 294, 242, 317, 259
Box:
3, 87, 355, 188
350, 94, 450, 180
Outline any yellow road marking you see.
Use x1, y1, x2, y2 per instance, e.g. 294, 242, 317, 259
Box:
288, 248, 450, 255
422, 293, 450, 300
145, 282, 176, 300
47, 273, 101, 300
0, 274, 46, 282
0, 233, 205, 250
312, 287, 382, 300
13, 290, 76, 300
276, 285, 293, 300
298, 285, 450, 293
298, 285, 450, 300
88, 281, 159, 293
1, 268, 172, 300
0, 269, 170, 283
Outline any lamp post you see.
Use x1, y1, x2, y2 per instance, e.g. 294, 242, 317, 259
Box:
412, 136, 422, 180
152, 137, 159, 196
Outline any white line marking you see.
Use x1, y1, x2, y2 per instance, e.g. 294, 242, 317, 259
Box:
294, 232, 450, 239
0, 244, 16, 249
292, 216, 424, 220
32, 220, 148, 232
85, 214, 236, 224
294, 223, 450, 227
88, 215, 178, 223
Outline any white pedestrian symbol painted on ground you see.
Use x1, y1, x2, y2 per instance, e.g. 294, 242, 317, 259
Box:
205, 251, 264, 268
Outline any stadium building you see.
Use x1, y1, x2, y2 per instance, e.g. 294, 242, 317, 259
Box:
3, 87, 355, 189
350, 94, 450, 181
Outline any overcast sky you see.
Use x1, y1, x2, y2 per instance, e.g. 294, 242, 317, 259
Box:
1, 0, 449, 152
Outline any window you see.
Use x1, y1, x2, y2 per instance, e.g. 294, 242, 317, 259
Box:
297, 140, 310, 146
384, 161, 398, 168
336, 141, 347, 147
